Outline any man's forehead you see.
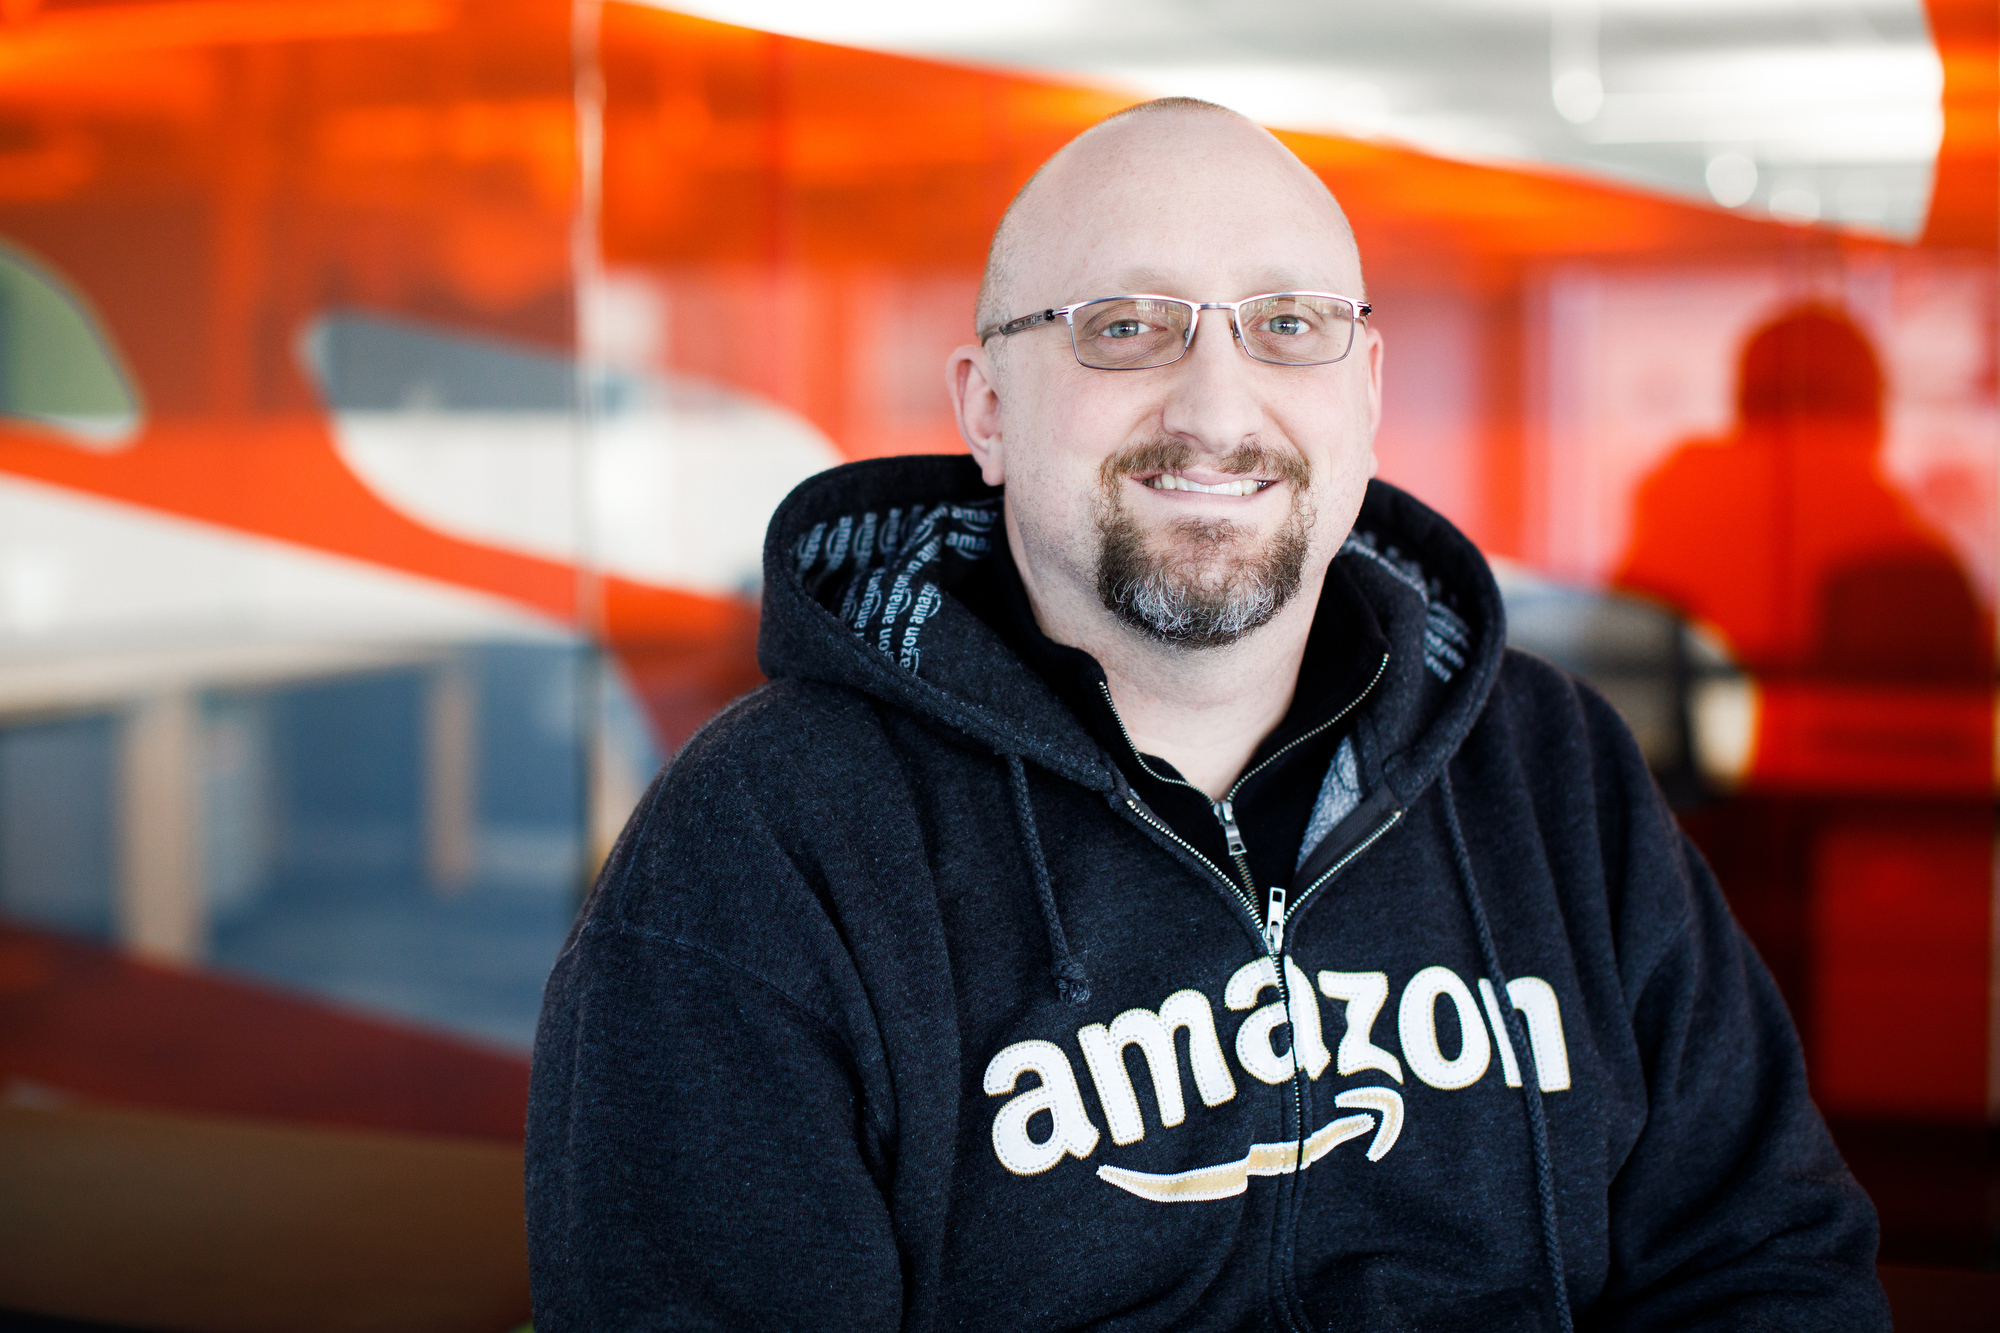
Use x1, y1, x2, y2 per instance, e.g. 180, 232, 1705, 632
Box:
1046, 133, 1334, 230
1089, 265, 1354, 301
1002, 116, 1358, 297
978, 105, 1364, 330
1025, 228, 1358, 308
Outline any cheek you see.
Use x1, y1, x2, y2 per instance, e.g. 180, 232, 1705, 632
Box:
1011, 358, 1159, 441
1292, 380, 1377, 480
1002, 386, 1134, 496
1322, 427, 1377, 508
1287, 407, 1376, 541
996, 433, 1110, 566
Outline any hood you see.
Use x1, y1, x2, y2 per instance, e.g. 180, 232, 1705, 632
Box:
757, 453, 1507, 821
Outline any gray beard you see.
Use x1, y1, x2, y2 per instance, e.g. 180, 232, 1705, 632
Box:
1094, 496, 1313, 650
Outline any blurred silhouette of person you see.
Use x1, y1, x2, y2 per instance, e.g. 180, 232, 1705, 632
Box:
1620, 303, 1989, 686
1615, 304, 1993, 1129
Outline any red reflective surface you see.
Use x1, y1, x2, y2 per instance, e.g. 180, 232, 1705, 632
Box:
0, 0, 1992, 1312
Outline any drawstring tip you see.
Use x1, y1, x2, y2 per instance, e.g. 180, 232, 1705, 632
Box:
1007, 752, 1092, 1009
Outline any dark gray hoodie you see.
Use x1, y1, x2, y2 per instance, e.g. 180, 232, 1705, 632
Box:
527, 454, 1886, 1332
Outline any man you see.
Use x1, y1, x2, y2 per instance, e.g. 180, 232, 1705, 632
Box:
527, 100, 1886, 1330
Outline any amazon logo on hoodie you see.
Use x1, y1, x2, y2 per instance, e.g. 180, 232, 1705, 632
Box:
982, 959, 1571, 1202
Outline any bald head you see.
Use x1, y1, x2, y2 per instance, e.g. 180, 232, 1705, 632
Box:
975, 99, 1364, 340
945, 96, 1385, 687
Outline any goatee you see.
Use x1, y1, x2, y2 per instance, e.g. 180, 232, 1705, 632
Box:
1094, 439, 1315, 650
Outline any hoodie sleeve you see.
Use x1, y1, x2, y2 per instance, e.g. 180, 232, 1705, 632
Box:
524, 760, 905, 1332
1581, 691, 1888, 1330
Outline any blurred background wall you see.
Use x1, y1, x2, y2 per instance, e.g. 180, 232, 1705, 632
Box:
0, 1, 1993, 1329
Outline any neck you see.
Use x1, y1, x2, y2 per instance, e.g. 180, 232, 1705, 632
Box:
1016, 540, 1323, 801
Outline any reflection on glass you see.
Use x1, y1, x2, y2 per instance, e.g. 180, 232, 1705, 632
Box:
0, 0, 1991, 1320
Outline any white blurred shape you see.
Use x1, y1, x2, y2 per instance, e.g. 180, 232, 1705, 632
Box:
1768, 185, 1821, 222
583, 271, 667, 372
1552, 70, 1603, 124
655, 0, 1941, 240
1, 549, 66, 636
0, 480, 552, 644
303, 312, 844, 597
0, 472, 563, 720
329, 387, 838, 596
1692, 675, 1759, 790
668, 0, 1078, 44
1549, 0, 1602, 124
1835, 173, 1889, 223
1705, 152, 1758, 206
1588, 45, 1942, 160
1341, 81, 1389, 126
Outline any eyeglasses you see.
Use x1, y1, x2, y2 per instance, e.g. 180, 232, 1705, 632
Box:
979, 292, 1371, 370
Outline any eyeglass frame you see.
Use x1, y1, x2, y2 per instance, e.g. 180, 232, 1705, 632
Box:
978, 291, 1374, 369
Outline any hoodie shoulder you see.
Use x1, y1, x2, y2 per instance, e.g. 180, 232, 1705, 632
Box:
1482, 645, 1701, 983
567, 675, 921, 1031
679, 675, 893, 770
1482, 646, 1663, 827
588, 679, 902, 910
1487, 645, 1652, 780
640, 677, 909, 845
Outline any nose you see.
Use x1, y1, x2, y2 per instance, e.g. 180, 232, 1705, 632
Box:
1157, 308, 1265, 454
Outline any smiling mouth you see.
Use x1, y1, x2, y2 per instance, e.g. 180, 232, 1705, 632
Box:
1140, 472, 1276, 497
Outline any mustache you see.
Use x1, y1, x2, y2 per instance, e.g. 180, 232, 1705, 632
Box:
1098, 438, 1312, 491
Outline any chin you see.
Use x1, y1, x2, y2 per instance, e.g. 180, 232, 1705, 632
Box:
1145, 515, 1268, 561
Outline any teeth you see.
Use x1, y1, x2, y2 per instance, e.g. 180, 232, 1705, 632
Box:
1148, 473, 1263, 496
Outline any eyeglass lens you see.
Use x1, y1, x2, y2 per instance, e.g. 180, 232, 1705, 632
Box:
1069, 294, 1357, 369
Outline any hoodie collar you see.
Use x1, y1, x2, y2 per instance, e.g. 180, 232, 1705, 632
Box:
757, 454, 1506, 813
757, 455, 1116, 790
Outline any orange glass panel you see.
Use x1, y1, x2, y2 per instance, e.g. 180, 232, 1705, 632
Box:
0, 0, 1992, 1255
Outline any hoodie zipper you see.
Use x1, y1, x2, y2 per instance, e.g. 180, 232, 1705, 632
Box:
1119, 793, 1262, 928
1279, 807, 1404, 938
1098, 655, 1396, 1333
1097, 651, 1388, 948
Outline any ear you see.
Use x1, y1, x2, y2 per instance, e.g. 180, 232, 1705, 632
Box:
947, 343, 1007, 486
1357, 323, 1384, 476
1360, 323, 1384, 441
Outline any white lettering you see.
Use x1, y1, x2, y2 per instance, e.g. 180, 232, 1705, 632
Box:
1477, 978, 1525, 1087
1506, 977, 1572, 1091
1316, 970, 1405, 1084
984, 1039, 1100, 1174
1398, 965, 1491, 1090
1224, 957, 1331, 1085
1079, 990, 1237, 1147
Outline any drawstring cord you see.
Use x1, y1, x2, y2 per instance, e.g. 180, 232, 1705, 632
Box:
1003, 753, 1091, 1006
1440, 768, 1574, 1333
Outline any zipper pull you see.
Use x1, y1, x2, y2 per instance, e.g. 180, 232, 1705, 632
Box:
1213, 799, 1247, 857
1265, 885, 1287, 954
